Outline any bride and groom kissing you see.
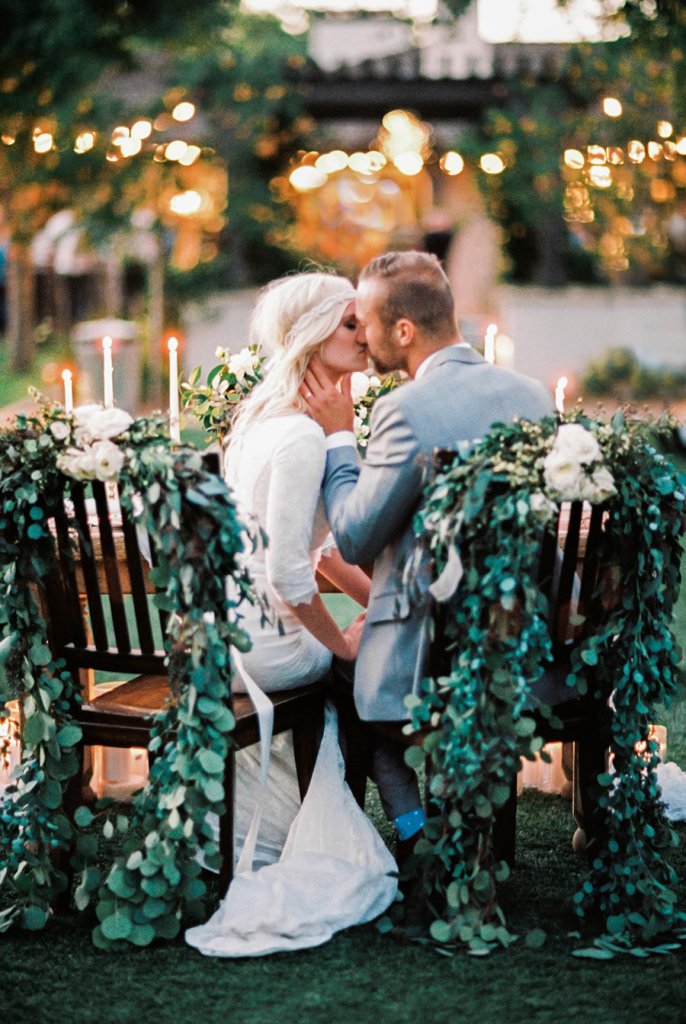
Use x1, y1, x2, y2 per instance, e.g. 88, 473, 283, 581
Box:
185, 250, 553, 957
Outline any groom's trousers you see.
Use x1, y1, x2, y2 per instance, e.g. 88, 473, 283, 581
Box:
326, 656, 422, 821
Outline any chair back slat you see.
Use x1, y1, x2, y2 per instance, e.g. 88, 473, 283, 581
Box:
120, 511, 156, 653
52, 495, 88, 647
92, 482, 131, 654
536, 527, 558, 604
70, 482, 109, 651
553, 501, 583, 644
40, 475, 168, 675
150, 543, 169, 640
577, 504, 605, 616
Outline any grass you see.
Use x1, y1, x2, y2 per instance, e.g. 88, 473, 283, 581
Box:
0, 333, 72, 409
3, 583, 686, 1024
2, 799, 685, 1024
3, 434, 686, 1023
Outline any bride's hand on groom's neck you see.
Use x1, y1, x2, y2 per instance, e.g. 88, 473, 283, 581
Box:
301, 355, 355, 435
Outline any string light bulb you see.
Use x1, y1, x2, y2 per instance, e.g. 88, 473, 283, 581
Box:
480, 153, 505, 174
74, 130, 95, 153
564, 149, 585, 170
602, 97, 623, 117
440, 151, 464, 175
172, 101, 195, 122
33, 132, 52, 153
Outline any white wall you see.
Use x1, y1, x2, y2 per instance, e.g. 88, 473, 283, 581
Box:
182, 285, 686, 395
182, 289, 259, 375
495, 285, 686, 392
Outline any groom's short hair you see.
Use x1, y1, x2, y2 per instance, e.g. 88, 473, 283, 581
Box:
359, 251, 457, 341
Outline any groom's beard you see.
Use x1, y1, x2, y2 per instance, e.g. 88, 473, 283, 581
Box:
368, 329, 405, 376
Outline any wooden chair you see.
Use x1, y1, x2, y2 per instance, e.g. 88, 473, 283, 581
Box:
346, 497, 615, 864
37, 472, 327, 896
491, 498, 614, 864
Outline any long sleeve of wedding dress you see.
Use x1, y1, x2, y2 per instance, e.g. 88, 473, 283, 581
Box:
227, 415, 334, 691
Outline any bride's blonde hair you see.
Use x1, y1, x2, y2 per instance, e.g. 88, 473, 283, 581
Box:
228, 271, 356, 449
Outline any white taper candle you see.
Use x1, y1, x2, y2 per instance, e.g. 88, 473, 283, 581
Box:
62, 369, 73, 413
103, 336, 114, 408
484, 323, 497, 364
168, 336, 180, 442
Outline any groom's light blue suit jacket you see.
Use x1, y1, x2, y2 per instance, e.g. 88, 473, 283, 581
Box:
323, 345, 554, 721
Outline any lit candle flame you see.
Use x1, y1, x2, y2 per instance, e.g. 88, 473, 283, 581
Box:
555, 375, 568, 415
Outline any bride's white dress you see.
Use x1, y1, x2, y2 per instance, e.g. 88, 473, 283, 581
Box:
185, 413, 397, 957
186, 705, 397, 957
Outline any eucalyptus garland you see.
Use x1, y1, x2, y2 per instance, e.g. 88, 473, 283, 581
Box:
0, 396, 255, 945
180, 344, 399, 449
408, 411, 686, 956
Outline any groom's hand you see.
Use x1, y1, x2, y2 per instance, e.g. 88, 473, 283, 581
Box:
301, 355, 355, 435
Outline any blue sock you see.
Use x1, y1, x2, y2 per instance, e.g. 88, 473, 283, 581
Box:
394, 807, 425, 841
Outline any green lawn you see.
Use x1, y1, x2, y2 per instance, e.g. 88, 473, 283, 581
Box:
0, 333, 73, 409
3, 580, 686, 1024
2, 433, 686, 1024
2, 795, 685, 1024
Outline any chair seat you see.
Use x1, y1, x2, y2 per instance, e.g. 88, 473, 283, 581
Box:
88, 675, 170, 716
84, 674, 329, 748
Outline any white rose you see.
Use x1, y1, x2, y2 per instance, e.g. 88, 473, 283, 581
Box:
89, 407, 133, 441
230, 347, 259, 382
530, 491, 557, 521
543, 450, 585, 500
92, 440, 125, 481
580, 465, 617, 504
350, 372, 372, 402
73, 404, 105, 443
50, 420, 71, 442
57, 446, 97, 481
553, 423, 601, 465
73, 404, 133, 443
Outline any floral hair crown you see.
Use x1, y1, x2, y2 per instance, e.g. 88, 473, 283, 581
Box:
282, 289, 357, 350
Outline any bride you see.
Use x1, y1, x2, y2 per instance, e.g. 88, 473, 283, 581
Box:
185, 272, 398, 957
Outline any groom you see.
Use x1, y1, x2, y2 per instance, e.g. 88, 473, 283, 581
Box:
302, 251, 553, 850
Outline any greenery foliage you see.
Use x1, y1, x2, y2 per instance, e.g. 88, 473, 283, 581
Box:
467, 3, 686, 285
406, 412, 686, 955
181, 345, 265, 446
0, 396, 255, 945
581, 347, 686, 400
181, 345, 398, 449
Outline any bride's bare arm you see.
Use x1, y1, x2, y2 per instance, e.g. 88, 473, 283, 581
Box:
316, 548, 371, 607
286, 593, 362, 661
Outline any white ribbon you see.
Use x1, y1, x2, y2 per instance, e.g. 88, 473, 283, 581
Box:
231, 648, 275, 875
428, 543, 464, 603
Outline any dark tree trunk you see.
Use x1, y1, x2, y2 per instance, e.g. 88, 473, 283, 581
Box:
147, 246, 164, 405
532, 207, 567, 287
7, 242, 35, 371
